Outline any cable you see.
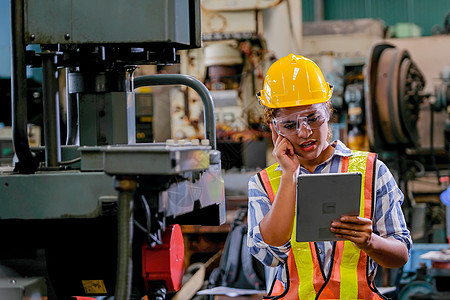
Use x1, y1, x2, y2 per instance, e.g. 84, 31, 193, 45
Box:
58, 156, 81, 165
134, 220, 148, 233
138, 194, 162, 246
410, 160, 426, 178
140, 195, 152, 235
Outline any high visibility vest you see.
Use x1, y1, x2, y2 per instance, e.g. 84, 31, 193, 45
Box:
258, 151, 386, 300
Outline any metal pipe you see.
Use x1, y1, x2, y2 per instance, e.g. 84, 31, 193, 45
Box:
66, 93, 79, 145
314, 0, 324, 21
10, 0, 36, 173
133, 74, 217, 149
114, 177, 136, 300
41, 52, 61, 167
64, 68, 79, 145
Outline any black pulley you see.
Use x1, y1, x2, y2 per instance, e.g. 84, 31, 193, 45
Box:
365, 43, 425, 150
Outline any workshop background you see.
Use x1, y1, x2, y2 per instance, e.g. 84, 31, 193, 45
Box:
0, 0, 450, 299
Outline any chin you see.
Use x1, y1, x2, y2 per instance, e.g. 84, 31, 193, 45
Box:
298, 145, 326, 160
297, 149, 320, 160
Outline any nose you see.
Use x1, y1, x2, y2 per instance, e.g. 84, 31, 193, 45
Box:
297, 121, 312, 137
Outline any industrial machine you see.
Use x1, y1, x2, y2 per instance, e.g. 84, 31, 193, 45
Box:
365, 43, 426, 153
177, 2, 283, 172
0, 1, 225, 299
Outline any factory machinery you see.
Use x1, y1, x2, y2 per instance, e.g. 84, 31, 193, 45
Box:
364, 43, 450, 300
0, 0, 225, 299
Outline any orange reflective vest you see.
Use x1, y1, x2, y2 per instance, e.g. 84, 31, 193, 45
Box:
258, 151, 386, 300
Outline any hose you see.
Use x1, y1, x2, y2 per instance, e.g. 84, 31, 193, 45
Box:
114, 178, 136, 300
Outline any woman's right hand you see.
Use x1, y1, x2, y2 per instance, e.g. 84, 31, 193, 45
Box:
270, 125, 300, 175
259, 125, 299, 246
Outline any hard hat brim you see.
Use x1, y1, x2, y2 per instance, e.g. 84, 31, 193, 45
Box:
257, 86, 333, 108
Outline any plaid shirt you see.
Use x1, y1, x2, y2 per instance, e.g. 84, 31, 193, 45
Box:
247, 140, 412, 282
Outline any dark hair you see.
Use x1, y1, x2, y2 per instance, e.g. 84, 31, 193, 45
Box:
263, 107, 280, 126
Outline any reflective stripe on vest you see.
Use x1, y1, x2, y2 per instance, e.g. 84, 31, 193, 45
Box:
259, 151, 386, 300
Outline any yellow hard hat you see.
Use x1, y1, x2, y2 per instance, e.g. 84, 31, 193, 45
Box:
257, 54, 333, 108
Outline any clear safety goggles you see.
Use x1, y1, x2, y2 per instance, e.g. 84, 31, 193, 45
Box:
272, 105, 329, 137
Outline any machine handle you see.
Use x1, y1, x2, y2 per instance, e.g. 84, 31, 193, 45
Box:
133, 74, 217, 150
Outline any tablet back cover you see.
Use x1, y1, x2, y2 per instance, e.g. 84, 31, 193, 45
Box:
295, 172, 362, 242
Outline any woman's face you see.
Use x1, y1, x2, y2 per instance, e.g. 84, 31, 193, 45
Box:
272, 103, 331, 166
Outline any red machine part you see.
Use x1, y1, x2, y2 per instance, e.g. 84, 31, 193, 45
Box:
431, 261, 450, 269
142, 224, 185, 292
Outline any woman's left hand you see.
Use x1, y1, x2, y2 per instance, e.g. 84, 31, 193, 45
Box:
330, 216, 373, 250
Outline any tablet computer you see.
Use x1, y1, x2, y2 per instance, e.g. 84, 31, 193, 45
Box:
295, 172, 362, 242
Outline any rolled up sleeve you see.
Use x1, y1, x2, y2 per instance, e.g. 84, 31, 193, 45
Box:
247, 175, 290, 267
373, 160, 412, 253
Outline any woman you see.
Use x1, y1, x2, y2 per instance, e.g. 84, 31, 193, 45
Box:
247, 54, 411, 299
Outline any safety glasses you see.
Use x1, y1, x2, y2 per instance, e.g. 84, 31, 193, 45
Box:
272, 105, 329, 137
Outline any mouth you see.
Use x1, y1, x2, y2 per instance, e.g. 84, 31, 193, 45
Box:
300, 140, 316, 147
299, 140, 317, 151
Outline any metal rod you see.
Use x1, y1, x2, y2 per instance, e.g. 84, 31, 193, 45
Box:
10, 0, 36, 173
114, 177, 136, 300
66, 92, 79, 145
41, 52, 61, 167
133, 74, 217, 149
64, 67, 79, 145
314, 0, 324, 21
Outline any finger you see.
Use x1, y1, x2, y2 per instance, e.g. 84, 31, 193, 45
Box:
331, 220, 361, 231
340, 216, 371, 225
284, 138, 295, 156
272, 135, 285, 153
334, 233, 359, 241
272, 137, 288, 159
333, 229, 360, 240
269, 123, 279, 145
274, 136, 290, 151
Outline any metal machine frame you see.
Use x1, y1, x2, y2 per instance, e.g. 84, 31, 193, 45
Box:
1, 1, 225, 299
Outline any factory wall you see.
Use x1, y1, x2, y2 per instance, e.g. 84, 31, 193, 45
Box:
303, 0, 450, 37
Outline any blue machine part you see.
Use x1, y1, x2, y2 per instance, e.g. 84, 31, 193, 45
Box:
398, 281, 434, 300
0, 1, 41, 81
440, 186, 450, 206
403, 243, 450, 273
0, 1, 11, 78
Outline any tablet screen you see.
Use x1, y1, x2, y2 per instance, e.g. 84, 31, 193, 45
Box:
295, 172, 362, 242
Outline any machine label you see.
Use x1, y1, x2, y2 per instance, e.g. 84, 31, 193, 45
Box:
82, 280, 107, 294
